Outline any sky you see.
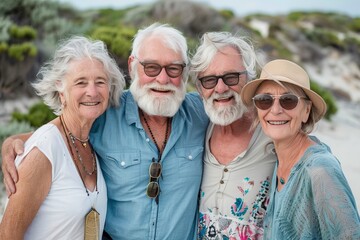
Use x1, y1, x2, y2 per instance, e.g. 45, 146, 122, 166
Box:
57, 0, 360, 17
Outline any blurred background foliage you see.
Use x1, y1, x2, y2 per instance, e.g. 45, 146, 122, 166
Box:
11, 102, 57, 128
2, 0, 360, 136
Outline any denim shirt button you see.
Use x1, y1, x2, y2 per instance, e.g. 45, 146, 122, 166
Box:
188, 155, 193, 160
146, 138, 150, 142
120, 161, 126, 166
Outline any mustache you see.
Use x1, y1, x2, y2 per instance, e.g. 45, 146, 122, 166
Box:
143, 82, 179, 92
209, 91, 236, 101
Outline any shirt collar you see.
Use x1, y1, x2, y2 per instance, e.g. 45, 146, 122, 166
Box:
124, 91, 141, 128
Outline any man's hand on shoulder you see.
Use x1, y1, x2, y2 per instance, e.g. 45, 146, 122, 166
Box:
1, 135, 26, 196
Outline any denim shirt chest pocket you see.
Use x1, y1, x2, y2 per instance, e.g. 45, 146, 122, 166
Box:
104, 151, 141, 184
174, 146, 204, 179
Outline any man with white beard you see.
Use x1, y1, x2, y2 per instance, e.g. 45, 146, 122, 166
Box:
190, 32, 277, 239
1, 23, 209, 240
91, 23, 209, 239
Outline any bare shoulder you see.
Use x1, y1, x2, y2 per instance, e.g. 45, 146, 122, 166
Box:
17, 147, 52, 183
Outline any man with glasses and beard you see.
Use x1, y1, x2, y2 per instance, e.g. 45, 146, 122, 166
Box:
90, 23, 209, 239
190, 32, 277, 239
1, 23, 208, 239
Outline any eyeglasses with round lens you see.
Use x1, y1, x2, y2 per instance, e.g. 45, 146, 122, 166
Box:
198, 71, 247, 89
252, 93, 307, 110
146, 160, 162, 198
135, 56, 186, 78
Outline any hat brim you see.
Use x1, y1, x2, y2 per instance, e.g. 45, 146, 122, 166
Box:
241, 77, 327, 122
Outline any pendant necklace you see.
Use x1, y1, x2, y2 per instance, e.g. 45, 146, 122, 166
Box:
60, 115, 96, 176
59, 115, 100, 239
278, 161, 294, 185
279, 177, 286, 185
72, 134, 89, 148
61, 118, 89, 148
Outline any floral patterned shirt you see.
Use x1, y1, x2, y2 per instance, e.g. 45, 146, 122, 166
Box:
198, 124, 276, 240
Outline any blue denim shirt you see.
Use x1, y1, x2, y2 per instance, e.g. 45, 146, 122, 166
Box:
90, 90, 209, 240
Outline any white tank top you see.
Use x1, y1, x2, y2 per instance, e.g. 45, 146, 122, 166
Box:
13, 123, 107, 240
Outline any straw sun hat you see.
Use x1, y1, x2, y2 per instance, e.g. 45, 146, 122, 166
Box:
241, 59, 327, 122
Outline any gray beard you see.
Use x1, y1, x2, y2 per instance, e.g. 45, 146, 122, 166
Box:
203, 91, 247, 126
129, 75, 185, 117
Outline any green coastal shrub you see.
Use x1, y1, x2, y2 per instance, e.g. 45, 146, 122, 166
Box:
12, 102, 56, 128
9, 25, 37, 40
310, 80, 338, 120
91, 26, 135, 59
0, 42, 8, 53
349, 18, 360, 32
7, 42, 37, 61
219, 9, 235, 20
305, 29, 344, 49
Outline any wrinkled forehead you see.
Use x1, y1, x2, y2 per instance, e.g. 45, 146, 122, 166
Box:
138, 36, 183, 61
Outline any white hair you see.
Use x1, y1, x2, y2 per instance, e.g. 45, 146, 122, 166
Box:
32, 36, 126, 115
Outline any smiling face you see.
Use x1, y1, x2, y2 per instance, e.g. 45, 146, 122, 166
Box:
255, 81, 311, 143
60, 58, 109, 123
198, 46, 248, 125
129, 36, 186, 116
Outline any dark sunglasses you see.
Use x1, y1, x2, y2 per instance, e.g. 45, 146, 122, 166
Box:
198, 71, 247, 89
146, 159, 162, 199
252, 93, 308, 110
136, 57, 186, 78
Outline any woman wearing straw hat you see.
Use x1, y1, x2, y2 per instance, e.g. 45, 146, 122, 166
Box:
240, 59, 360, 239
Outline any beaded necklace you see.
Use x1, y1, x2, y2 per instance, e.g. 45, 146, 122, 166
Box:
140, 109, 170, 161
69, 134, 96, 176
72, 135, 89, 148
60, 115, 97, 196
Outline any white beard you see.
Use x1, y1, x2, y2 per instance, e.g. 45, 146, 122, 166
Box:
203, 90, 248, 126
129, 74, 185, 117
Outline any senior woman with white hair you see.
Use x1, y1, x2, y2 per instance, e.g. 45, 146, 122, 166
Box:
0, 36, 126, 239
241, 59, 360, 239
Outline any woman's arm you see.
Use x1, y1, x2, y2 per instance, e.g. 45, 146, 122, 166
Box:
0, 147, 52, 240
311, 162, 360, 238
1, 132, 33, 196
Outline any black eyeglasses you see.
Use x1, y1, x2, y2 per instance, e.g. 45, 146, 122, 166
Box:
252, 93, 308, 110
136, 57, 186, 78
146, 159, 162, 199
198, 71, 247, 89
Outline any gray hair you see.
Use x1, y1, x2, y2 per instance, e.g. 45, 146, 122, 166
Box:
129, 22, 189, 83
32, 36, 126, 115
190, 31, 258, 90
